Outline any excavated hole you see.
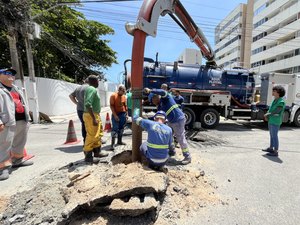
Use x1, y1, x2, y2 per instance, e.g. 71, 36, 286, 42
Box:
111, 150, 133, 165
63, 191, 164, 224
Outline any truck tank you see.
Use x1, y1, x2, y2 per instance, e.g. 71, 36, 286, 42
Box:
143, 62, 255, 104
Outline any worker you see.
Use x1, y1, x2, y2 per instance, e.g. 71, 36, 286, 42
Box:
134, 110, 174, 170
144, 87, 192, 164
83, 75, 108, 163
126, 88, 132, 117
110, 84, 128, 150
161, 83, 169, 91
262, 85, 286, 157
0, 68, 33, 181
69, 79, 89, 143
172, 89, 184, 109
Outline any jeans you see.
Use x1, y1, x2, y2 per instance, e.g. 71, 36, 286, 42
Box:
77, 110, 86, 142
111, 112, 127, 138
268, 124, 280, 150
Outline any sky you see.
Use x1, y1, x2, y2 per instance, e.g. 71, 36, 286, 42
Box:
78, 0, 247, 83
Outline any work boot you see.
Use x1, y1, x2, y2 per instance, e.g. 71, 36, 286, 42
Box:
0, 169, 9, 181
84, 151, 100, 164
266, 150, 278, 157
93, 147, 108, 158
117, 135, 126, 145
262, 147, 273, 152
169, 149, 176, 157
12, 158, 34, 168
110, 137, 116, 150
181, 155, 192, 165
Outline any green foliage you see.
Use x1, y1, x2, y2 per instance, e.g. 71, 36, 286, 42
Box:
0, 0, 117, 83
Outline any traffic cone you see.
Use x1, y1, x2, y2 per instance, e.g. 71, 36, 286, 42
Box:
64, 120, 80, 144
23, 148, 34, 161
104, 112, 112, 132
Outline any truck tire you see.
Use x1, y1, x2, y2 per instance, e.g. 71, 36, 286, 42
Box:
183, 107, 196, 129
200, 108, 220, 129
293, 110, 300, 127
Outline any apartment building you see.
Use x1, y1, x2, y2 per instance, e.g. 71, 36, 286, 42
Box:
214, 0, 254, 69
250, 0, 300, 74
177, 48, 202, 64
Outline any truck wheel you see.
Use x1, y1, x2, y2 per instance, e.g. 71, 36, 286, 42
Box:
183, 107, 196, 128
293, 110, 300, 127
200, 108, 220, 129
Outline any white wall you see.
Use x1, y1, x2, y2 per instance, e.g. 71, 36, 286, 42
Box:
15, 77, 118, 116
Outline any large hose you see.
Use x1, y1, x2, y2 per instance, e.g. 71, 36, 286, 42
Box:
231, 96, 250, 109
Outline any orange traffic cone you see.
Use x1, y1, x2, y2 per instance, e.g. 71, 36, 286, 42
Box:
104, 112, 112, 132
23, 148, 34, 161
64, 120, 80, 144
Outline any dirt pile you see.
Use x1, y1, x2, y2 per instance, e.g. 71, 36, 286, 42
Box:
0, 154, 219, 225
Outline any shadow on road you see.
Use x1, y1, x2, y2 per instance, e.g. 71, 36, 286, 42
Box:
55, 145, 83, 153
215, 121, 299, 132
262, 154, 283, 164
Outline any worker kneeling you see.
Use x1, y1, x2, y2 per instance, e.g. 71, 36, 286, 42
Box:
134, 110, 174, 171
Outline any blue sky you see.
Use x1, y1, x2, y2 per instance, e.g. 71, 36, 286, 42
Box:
79, 0, 247, 83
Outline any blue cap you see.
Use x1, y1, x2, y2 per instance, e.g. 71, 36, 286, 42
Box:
0, 68, 17, 75
154, 110, 166, 120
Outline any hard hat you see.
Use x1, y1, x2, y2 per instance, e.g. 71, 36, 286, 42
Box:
154, 110, 166, 120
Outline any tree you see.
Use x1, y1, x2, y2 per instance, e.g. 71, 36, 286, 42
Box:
0, 0, 30, 79
0, 0, 117, 82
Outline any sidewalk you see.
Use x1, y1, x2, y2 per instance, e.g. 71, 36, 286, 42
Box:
0, 106, 115, 196
49, 106, 111, 123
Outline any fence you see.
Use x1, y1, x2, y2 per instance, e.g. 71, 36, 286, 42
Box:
15, 77, 118, 116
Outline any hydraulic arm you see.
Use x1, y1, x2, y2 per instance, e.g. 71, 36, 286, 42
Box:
125, 0, 216, 162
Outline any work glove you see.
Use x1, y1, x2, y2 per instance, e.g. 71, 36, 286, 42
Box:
133, 108, 140, 122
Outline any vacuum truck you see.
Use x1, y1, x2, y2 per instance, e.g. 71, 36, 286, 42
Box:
124, 59, 300, 129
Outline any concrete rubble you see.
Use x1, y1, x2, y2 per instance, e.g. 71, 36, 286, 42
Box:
0, 149, 218, 225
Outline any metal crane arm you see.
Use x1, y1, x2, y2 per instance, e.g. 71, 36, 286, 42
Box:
126, 0, 216, 65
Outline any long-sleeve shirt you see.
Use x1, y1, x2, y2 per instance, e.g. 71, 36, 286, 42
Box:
0, 83, 30, 126
174, 95, 184, 109
136, 117, 173, 162
150, 89, 185, 123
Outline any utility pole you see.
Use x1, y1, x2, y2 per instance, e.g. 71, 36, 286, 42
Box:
24, 27, 39, 123
2, 0, 27, 99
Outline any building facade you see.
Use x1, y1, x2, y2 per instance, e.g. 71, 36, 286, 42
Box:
214, 1, 254, 69
177, 48, 202, 64
250, 0, 300, 74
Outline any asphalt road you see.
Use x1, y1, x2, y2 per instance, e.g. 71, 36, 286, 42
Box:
1, 115, 300, 225
182, 120, 300, 225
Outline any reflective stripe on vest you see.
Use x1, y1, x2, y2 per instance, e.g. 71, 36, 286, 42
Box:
162, 91, 168, 98
147, 142, 169, 149
150, 157, 168, 163
182, 148, 189, 153
166, 104, 179, 115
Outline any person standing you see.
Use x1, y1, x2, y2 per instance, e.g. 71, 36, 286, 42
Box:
161, 83, 169, 91
110, 84, 127, 150
144, 87, 191, 164
0, 68, 33, 181
262, 85, 286, 157
126, 88, 132, 117
83, 75, 108, 163
134, 110, 174, 170
172, 89, 184, 109
69, 80, 89, 143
